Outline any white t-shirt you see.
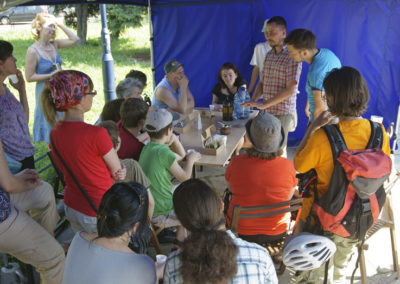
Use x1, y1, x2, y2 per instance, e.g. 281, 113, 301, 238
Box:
250, 42, 272, 79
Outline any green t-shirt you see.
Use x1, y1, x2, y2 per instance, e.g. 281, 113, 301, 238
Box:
139, 141, 176, 215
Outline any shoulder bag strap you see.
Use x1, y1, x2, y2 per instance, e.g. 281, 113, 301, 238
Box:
366, 120, 383, 149
50, 135, 99, 214
322, 124, 348, 160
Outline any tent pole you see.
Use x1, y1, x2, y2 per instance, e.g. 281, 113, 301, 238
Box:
148, 0, 155, 91
100, 4, 116, 102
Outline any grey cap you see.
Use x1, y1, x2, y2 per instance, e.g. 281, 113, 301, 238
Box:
245, 112, 285, 153
164, 59, 183, 74
145, 108, 173, 132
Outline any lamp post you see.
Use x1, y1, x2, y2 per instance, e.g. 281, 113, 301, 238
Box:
100, 4, 116, 101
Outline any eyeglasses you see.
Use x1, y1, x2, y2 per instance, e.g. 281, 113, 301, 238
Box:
85, 90, 97, 96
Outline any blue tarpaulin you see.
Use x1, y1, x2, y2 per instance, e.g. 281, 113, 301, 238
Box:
151, 0, 400, 145
23, 0, 400, 145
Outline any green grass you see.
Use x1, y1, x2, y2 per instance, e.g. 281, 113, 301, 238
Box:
1, 18, 151, 180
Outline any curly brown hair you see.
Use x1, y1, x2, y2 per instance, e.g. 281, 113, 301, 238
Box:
173, 179, 238, 284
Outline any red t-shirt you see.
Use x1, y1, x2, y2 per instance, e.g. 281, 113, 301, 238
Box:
50, 121, 114, 217
225, 154, 297, 236
116, 120, 144, 161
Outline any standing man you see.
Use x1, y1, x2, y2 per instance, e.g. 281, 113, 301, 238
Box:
248, 19, 272, 95
285, 29, 341, 122
247, 16, 302, 151
152, 59, 195, 118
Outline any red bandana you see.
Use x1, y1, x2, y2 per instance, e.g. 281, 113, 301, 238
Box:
47, 70, 91, 111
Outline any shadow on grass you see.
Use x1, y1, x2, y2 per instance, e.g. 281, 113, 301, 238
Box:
9, 37, 150, 69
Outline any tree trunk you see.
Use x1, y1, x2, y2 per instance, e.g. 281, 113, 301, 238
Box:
76, 4, 88, 45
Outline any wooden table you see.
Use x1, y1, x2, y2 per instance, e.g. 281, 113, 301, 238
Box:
179, 108, 257, 170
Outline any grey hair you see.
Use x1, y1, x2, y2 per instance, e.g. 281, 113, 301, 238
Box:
116, 78, 144, 99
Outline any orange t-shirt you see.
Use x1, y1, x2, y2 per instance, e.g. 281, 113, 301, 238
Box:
225, 155, 297, 236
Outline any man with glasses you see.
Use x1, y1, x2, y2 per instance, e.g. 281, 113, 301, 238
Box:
285, 29, 341, 123
246, 16, 302, 153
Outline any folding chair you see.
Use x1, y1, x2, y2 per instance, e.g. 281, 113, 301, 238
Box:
229, 198, 303, 274
148, 219, 164, 255
357, 170, 400, 283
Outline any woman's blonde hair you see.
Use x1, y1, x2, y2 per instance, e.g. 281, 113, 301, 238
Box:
41, 84, 58, 127
31, 12, 56, 40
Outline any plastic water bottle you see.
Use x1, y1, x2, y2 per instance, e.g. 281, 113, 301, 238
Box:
233, 87, 250, 119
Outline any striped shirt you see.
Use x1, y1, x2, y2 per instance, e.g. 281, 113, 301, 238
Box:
163, 230, 278, 284
262, 46, 302, 115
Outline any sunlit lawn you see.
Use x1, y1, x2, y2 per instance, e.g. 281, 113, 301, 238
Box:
1, 17, 151, 178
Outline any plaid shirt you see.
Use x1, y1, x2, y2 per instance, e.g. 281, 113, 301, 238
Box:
262, 45, 302, 115
163, 230, 278, 284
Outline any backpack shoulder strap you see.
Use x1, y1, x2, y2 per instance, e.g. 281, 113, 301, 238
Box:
322, 124, 348, 160
366, 120, 383, 149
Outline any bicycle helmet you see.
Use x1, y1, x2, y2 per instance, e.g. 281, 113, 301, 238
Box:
282, 232, 336, 271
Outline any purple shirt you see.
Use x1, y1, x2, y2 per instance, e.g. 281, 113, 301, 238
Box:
0, 85, 35, 161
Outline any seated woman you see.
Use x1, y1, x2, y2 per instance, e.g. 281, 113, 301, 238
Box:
0, 139, 65, 283
0, 40, 35, 173
211, 62, 246, 109
62, 182, 157, 284
42, 70, 126, 233
100, 77, 144, 123
164, 178, 278, 284
225, 113, 297, 245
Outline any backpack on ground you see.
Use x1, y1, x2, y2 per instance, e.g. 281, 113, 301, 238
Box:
314, 120, 392, 241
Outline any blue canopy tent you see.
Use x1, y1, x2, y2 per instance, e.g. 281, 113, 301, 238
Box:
20, 0, 400, 146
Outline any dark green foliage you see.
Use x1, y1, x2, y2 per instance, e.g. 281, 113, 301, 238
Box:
106, 5, 147, 39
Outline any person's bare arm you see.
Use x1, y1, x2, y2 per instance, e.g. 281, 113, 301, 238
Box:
102, 148, 126, 180
147, 189, 154, 220
296, 111, 336, 153
246, 80, 297, 110
212, 93, 219, 104
169, 151, 201, 182
185, 84, 195, 110
54, 20, 80, 48
312, 90, 327, 120
0, 141, 41, 193
168, 134, 186, 161
305, 99, 310, 120
250, 79, 263, 102
156, 86, 187, 114
10, 70, 29, 122
248, 66, 260, 94
25, 48, 58, 82
137, 132, 150, 143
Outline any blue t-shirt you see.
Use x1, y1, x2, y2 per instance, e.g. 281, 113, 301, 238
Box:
306, 48, 341, 122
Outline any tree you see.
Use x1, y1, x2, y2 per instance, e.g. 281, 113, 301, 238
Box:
54, 4, 99, 45
106, 5, 147, 39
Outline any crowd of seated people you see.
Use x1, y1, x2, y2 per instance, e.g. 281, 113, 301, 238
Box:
0, 10, 393, 284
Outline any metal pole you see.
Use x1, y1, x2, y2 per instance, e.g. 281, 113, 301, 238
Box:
100, 4, 116, 102
148, 0, 155, 91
